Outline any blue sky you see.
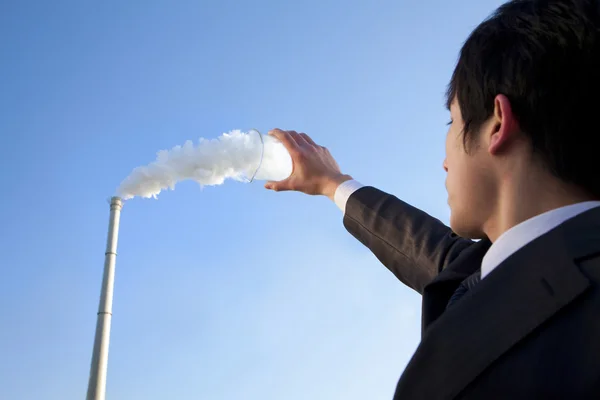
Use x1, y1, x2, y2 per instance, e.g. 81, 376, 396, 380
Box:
1, 0, 504, 398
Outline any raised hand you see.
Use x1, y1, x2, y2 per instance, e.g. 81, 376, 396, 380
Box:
264, 129, 352, 200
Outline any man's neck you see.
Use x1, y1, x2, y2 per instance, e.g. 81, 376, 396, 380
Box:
482, 175, 596, 243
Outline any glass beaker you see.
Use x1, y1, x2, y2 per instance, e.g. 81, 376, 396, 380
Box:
243, 129, 293, 183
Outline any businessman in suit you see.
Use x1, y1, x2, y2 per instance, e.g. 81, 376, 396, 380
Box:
265, 0, 600, 398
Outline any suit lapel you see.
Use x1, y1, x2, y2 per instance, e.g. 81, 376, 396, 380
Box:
395, 207, 600, 400
421, 239, 491, 332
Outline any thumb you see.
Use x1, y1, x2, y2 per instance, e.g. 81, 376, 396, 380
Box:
265, 178, 291, 192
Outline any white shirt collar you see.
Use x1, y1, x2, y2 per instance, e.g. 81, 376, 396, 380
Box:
481, 201, 600, 279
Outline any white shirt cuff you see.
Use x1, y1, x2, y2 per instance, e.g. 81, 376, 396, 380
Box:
334, 180, 364, 213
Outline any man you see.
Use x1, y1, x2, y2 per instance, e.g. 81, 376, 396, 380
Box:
265, 0, 600, 398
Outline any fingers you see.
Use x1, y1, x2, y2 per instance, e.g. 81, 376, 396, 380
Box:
268, 129, 301, 154
299, 133, 317, 146
288, 130, 310, 147
269, 129, 319, 149
288, 130, 319, 148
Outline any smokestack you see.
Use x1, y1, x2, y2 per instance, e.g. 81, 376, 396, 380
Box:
86, 196, 123, 400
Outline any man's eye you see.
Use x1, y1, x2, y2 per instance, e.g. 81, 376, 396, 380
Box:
447, 120, 453, 126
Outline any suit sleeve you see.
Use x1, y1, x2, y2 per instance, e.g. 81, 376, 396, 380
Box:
343, 186, 474, 294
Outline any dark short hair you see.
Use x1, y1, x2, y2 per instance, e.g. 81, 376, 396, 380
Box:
446, 0, 600, 198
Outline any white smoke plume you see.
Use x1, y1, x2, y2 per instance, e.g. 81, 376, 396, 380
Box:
117, 130, 293, 200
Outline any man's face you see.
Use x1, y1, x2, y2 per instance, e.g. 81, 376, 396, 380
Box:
443, 100, 496, 239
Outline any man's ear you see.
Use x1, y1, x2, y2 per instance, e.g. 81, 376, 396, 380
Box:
488, 94, 520, 155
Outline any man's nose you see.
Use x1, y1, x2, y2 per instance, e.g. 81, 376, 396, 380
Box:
443, 158, 448, 172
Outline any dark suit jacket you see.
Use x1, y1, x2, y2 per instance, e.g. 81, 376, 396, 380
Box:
344, 186, 600, 399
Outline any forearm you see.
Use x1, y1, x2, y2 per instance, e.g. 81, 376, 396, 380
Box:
337, 183, 473, 293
